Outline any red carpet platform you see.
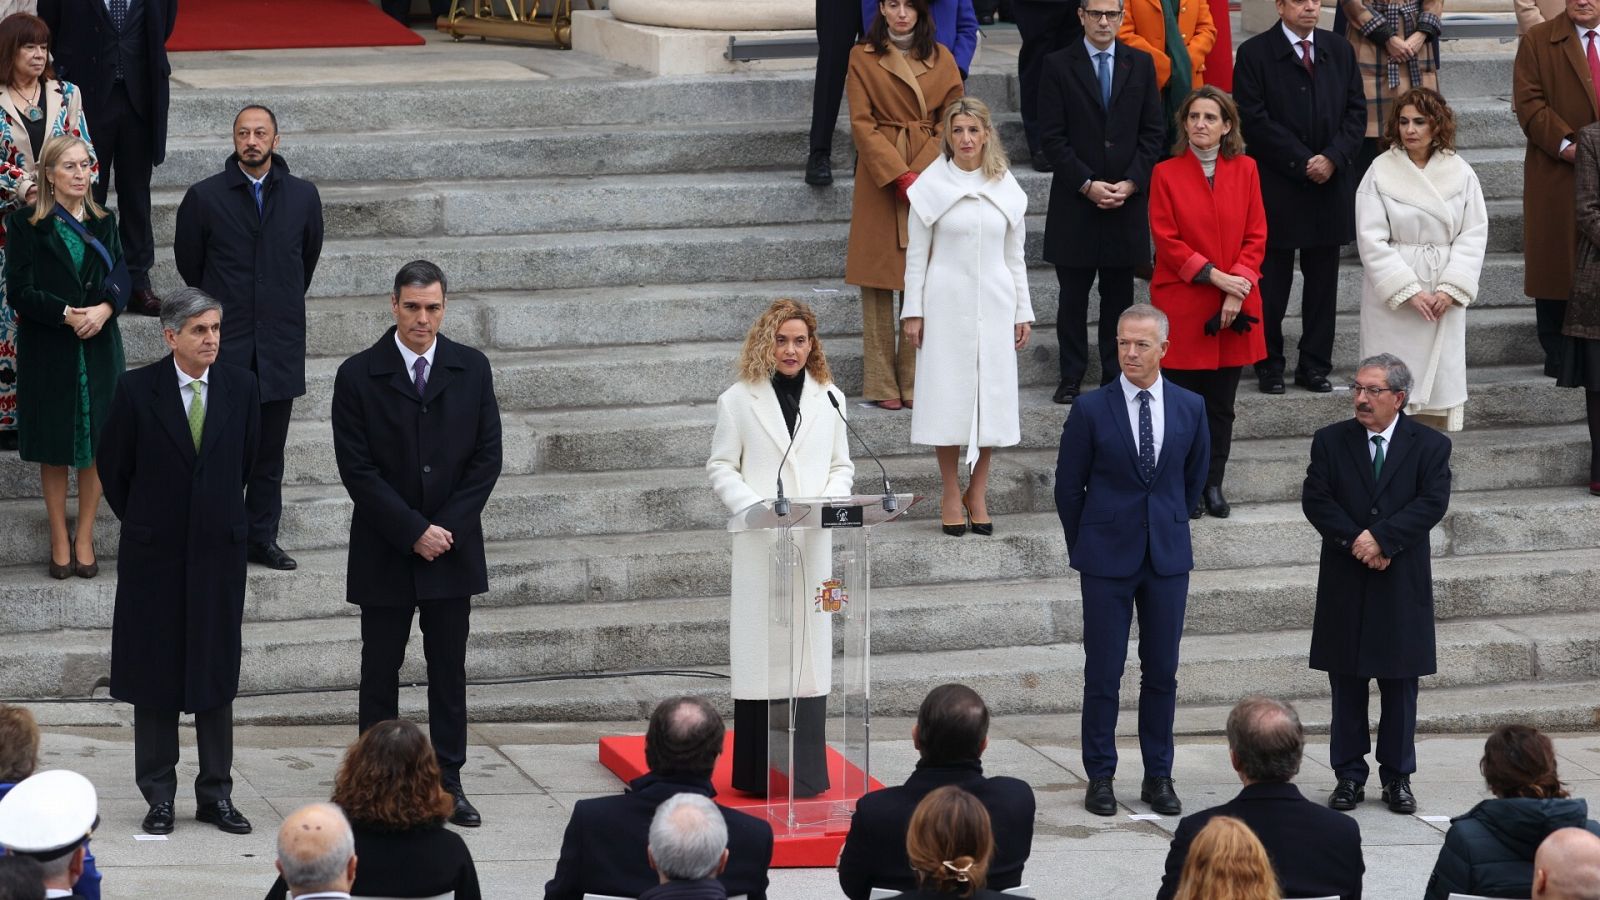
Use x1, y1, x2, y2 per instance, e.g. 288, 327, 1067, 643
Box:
168, 0, 427, 51
599, 732, 886, 868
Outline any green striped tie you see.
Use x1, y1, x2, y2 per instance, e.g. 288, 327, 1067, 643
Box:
188, 382, 205, 451
1371, 435, 1385, 479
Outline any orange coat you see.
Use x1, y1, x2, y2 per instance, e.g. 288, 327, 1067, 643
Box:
1148, 150, 1267, 370
844, 41, 964, 290
1117, 0, 1218, 89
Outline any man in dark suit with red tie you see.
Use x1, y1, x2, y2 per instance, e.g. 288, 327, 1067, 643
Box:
1054, 303, 1209, 818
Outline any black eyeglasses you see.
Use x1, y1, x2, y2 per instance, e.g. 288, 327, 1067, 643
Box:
1346, 384, 1394, 397
1082, 9, 1122, 19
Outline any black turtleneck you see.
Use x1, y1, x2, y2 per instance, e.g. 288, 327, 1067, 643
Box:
772, 369, 805, 436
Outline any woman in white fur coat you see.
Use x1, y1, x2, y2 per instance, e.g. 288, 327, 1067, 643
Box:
901, 97, 1033, 537
706, 298, 855, 796
1356, 88, 1488, 432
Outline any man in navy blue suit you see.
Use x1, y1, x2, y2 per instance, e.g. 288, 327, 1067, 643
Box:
1055, 303, 1209, 817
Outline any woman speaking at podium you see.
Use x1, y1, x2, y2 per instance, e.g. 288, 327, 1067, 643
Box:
707, 298, 855, 796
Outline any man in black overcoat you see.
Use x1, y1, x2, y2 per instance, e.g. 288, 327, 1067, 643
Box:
1303, 353, 1451, 815
1158, 696, 1365, 900
37, 0, 175, 316
1232, 0, 1365, 395
98, 288, 261, 836
837, 684, 1035, 899
544, 697, 774, 900
331, 260, 502, 828
1037, 0, 1164, 404
174, 105, 325, 573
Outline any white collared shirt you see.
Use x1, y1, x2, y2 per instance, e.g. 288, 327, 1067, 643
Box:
1119, 373, 1166, 462
394, 331, 437, 387
1366, 414, 1400, 462
239, 165, 267, 189
1282, 22, 1315, 63
45, 890, 73, 899
175, 358, 210, 417
1084, 36, 1117, 61
288, 893, 352, 900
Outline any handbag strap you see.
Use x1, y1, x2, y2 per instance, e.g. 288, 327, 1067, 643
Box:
50, 205, 115, 273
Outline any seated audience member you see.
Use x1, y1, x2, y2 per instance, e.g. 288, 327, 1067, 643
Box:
839, 684, 1034, 899
275, 803, 357, 900
544, 697, 774, 900
642, 793, 732, 900
1534, 828, 1600, 900
889, 785, 1030, 899
0, 708, 98, 900
1158, 696, 1362, 900
265, 720, 479, 900
1425, 724, 1600, 900
0, 770, 96, 900
1172, 816, 1278, 900
0, 855, 43, 900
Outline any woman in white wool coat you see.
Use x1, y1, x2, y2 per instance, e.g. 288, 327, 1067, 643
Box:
706, 298, 854, 797
1356, 87, 1487, 432
901, 97, 1033, 537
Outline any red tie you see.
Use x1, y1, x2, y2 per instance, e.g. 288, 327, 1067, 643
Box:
1588, 31, 1600, 115
1299, 39, 1315, 76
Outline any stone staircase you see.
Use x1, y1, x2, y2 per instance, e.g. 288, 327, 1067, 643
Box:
5, 42, 1594, 733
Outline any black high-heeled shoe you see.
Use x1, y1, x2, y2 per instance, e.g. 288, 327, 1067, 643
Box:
941, 493, 967, 536
49, 548, 74, 580
74, 542, 98, 579
963, 492, 994, 536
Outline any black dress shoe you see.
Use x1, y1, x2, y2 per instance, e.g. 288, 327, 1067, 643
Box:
1141, 775, 1182, 815
1202, 485, 1230, 519
1294, 371, 1333, 393
1382, 777, 1417, 814
142, 800, 175, 835
1257, 370, 1286, 394
1084, 776, 1116, 816
1052, 380, 1079, 405
450, 790, 482, 827
1190, 499, 1205, 520
195, 799, 252, 834
1328, 778, 1365, 810
131, 288, 162, 317
0, 430, 16, 451
1030, 151, 1053, 173
248, 541, 298, 570
804, 149, 832, 186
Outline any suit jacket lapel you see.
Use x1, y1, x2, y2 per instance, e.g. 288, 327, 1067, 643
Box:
1102, 385, 1143, 479
877, 47, 930, 118
1069, 44, 1103, 113
1373, 413, 1415, 495
1346, 419, 1378, 494
197, 366, 231, 461
154, 357, 199, 464
420, 336, 457, 405
1109, 48, 1134, 110
791, 377, 822, 457
1554, 20, 1599, 115
1148, 384, 1185, 484
747, 379, 793, 460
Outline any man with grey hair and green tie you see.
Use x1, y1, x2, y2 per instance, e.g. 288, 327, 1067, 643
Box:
643, 793, 732, 900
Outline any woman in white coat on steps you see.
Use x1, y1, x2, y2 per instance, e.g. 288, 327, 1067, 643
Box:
901, 97, 1033, 536
1356, 87, 1487, 432
706, 298, 855, 796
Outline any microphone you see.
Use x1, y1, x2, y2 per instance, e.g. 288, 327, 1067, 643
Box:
827, 391, 897, 512
773, 392, 802, 517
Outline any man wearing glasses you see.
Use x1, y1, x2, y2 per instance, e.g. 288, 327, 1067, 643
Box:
1301, 353, 1452, 816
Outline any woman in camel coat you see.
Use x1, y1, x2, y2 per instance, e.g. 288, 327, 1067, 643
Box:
845, 0, 964, 409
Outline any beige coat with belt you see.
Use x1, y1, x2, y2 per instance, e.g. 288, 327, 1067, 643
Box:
844, 41, 964, 291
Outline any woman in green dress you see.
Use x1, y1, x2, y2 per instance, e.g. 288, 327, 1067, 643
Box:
3, 135, 125, 578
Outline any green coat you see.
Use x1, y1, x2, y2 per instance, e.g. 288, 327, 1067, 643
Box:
2, 207, 126, 466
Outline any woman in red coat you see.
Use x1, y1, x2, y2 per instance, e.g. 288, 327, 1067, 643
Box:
1148, 85, 1266, 520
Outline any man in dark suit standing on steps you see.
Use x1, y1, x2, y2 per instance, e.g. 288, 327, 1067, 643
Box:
1037, 0, 1165, 404
38, 0, 175, 317
332, 259, 502, 829
1157, 696, 1365, 900
1303, 353, 1451, 816
1054, 302, 1208, 818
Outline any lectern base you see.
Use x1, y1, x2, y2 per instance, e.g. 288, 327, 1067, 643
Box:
597, 731, 885, 867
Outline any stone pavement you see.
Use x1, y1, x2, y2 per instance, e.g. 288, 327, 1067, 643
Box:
32, 711, 1600, 899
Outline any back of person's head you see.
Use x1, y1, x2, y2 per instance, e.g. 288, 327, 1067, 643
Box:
644, 697, 725, 779
1483, 724, 1568, 800
647, 793, 729, 882
275, 803, 357, 897
0, 704, 39, 783
1225, 696, 1304, 784
1172, 816, 1279, 900
331, 719, 453, 830
1535, 827, 1600, 900
905, 785, 993, 897
0, 855, 44, 900
915, 684, 990, 765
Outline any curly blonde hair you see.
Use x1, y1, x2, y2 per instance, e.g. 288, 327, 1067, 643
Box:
736, 298, 833, 385
1173, 817, 1280, 900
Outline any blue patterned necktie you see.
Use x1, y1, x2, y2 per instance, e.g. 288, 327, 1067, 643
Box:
412, 356, 428, 397
1096, 51, 1112, 112
252, 180, 264, 219
1137, 390, 1156, 481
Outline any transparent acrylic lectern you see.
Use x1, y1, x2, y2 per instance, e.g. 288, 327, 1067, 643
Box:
726, 492, 918, 839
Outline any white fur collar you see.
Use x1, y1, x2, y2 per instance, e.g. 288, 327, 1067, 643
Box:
1368, 146, 1470, 226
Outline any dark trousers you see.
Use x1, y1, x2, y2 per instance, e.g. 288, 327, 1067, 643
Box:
1328, 673, 1419, 786
381, 0, 453, 21
1079, 558, 1188, 779
88, 82, 155, 289
358, 599, 471, 789
1164, 367, 1242, 488
731, 696, 830, 797
1056, 265, 1134, 388
1537, 298, 1566, 377
1012, 0, 1082, 152
808, 0, 862, 153
133, 703, 233, 807
1258, 245, 1340, 379
247, 399, 293, 545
